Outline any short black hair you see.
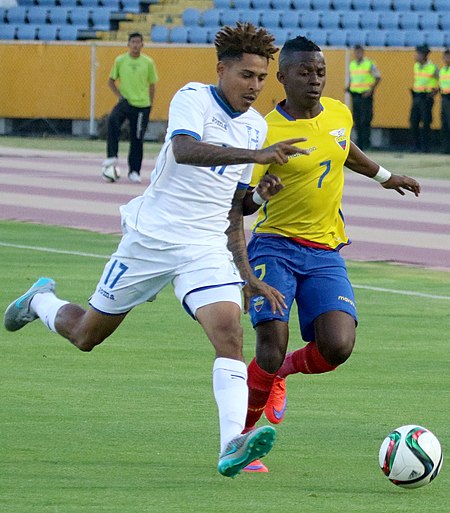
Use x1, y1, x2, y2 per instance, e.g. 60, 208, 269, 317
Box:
128, 32, 143, 42
444, 47, 450, 56
416, 44, 430, 55
354, 44, 364, 50
279, 35, 322, 70
214, 22, 278, 61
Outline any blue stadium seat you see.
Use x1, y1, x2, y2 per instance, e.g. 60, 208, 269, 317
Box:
232, 0, 251, 8
20, 0, 37, 5
37, 24, 59, 39
290, 0, 311, 9
16, 24, 38, 39
251, 0, 271, 9
57, 24, 79, 39
424, 31, 445, 47
271, 0, 291, 9
58, 0, 78, 6
310, 0, 331, 9
433, 0, 448, 12
391, 0, 411, 10
331, 0, 352, 9
101, 0, 120, 8
221, 9, 240, 25
378, 12, 400, 29
169, 25, 189, 43
69, 7, 91, 26
48, 7, 70, 23
351, 0, 371, 10
189, 26, 211, 43
359, 12, 380, 29
346, 29, 368, 46
239, 8, 260, 25
327, 29, 347, 46
214, 0, 229, 8
80, 0, 100, 6
280, 10, 300, 28
0, 7, 5, 21
37, 0, 58, 5
260, 10, 280, 27
299, 12, 321, 29
90, 7, 111, 29
6, 7, 28, 23
320, 11, 341, 29
439, 13, 450, 31
201, 8, 221, 27
365, 29, 387, 46
420, 12, 440, 31
411, 0, 432, 10
271, 28, 290, 46
399, 12, 420, 29
404, 30, 425, 47
0, 25, 17, 38
306, 28, 328, 46
385, 30, 405, 46
182, 7, 201, 26
150, 24, 169, 42
27, 7, 49, 23
370, 0, 390, 11
339, 11, 360, 30
120, 0, 141, 12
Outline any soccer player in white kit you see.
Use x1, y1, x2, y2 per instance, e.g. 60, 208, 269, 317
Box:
4, 23, 306, 478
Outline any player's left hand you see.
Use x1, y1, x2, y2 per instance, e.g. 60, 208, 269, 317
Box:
381, 175, 421, 197
255, 174, 284, 201
242, 276, 287, 316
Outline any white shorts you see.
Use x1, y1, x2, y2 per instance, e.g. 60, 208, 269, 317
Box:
89, 225, 243, 317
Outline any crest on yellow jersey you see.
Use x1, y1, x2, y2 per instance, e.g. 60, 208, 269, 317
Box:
329, 128, 348, 150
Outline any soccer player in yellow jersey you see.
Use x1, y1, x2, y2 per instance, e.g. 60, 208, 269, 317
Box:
240, 36, 421, 473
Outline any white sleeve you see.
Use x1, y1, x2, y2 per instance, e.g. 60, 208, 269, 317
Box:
167, 84, 208, 141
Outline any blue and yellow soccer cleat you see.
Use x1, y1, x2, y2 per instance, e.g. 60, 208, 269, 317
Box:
4, 277, 55, 332
217, 425, 276, 478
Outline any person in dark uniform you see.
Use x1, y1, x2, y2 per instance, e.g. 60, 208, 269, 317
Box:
346, 45, 381, 151
439, 48, 450, 154
410, 45, 439, 153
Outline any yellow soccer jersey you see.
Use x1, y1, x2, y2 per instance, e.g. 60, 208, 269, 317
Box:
251, 97, 352, 249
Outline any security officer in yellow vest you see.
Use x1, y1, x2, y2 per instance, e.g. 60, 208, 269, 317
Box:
439, 48, 450, 154
410, 44, 439, 153
346, 45, 381, 151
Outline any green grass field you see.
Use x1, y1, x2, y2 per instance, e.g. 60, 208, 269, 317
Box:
1, 221, 449, 513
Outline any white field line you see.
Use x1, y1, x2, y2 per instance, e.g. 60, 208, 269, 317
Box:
1, 241, 450, 302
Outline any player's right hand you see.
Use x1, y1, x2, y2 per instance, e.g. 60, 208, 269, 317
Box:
255, 138, 309, 165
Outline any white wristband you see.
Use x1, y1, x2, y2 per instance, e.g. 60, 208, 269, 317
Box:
252, 190, 265, 205
372, 166, 392, 184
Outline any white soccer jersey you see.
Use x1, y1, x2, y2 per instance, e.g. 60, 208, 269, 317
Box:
120, 82, 267, 246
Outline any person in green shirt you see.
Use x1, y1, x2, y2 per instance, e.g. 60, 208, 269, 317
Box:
103, 32, 159, 183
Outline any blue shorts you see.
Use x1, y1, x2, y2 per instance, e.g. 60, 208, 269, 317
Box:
248, 236, 358, 342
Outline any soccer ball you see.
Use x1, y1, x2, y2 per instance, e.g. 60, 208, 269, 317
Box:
379, 425, 443, 489
102, 162, 121, 182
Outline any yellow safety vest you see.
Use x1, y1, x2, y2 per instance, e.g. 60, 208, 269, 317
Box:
349, 59, 376, 93
413, 61, 438, 93
439, 66, 450, 94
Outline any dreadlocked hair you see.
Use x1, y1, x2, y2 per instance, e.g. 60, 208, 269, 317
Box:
214, 22, 278, 61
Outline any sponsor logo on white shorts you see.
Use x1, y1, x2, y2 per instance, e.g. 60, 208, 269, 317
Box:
98, 286, 116, 301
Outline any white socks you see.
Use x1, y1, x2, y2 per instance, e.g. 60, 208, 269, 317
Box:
213, 357, 248, 453
30, 293, 68, 332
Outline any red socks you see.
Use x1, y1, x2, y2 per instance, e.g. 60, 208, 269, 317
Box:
244, 358, 276, 431
277, 342, 337, 378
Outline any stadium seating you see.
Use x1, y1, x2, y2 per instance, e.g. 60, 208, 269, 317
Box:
391, 0, 412, 10
306, 29, 327, 46
378, 12, 401, 30
260, 10, 281, 28
27, 7, 49, 24
47, 7, 70, 24
6, 7, 28, 24
69, 7, 91, 26
424, 31, 445, 47
221, 10, 240, 25
57, 25, 79, 39
370, 0, 390, 11
120, 0, 141, 13
169, 25, 189, 43
420, 12, 440, 31
201, 8, 221, 28
310, 0, 330, 9
16, 24, 38, 39
410, 0, 432, 11
279, 10, 301, 28
440, 13, 450, 31
433, 0, 448, 12
189, 26, 210, 43
404, 30, 425, 47
214, 0, 230, 9
359, 12, 380, 30
365, 30, 386, 47
0, 24, 16, 39
332, 0, 352, 9
90, 7, 111, 29
339, 11, 360, 30
150, 24, 169, 42
351, 0, 371, 10
290, 0, 312, 8
299, 12, 320, 29
399, 12, 420, 30
251, 0, 271, 10
346, 29, 368, 46
271, 27, 291, 46
37, 24, 59, 39
181, 7, 201, 27
385, 30, 406, 46
239, 8, 260, 26
320, 11, 340, 29
232, 0, 251, 9
327, 29, 347, 46
271, 0, 291, 10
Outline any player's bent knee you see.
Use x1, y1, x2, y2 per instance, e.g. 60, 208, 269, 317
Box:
322, 337, 355, 366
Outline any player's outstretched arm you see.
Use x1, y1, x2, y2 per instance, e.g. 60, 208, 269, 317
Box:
172, 135, 307, 167
345, 142, 421, 197
226, 189, 286, 316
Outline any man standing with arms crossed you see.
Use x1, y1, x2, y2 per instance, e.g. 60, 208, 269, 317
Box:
103, 32, 159, 183
4, 24, 307, 478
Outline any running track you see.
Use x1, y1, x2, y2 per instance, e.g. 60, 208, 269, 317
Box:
1, 147, 450, 271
